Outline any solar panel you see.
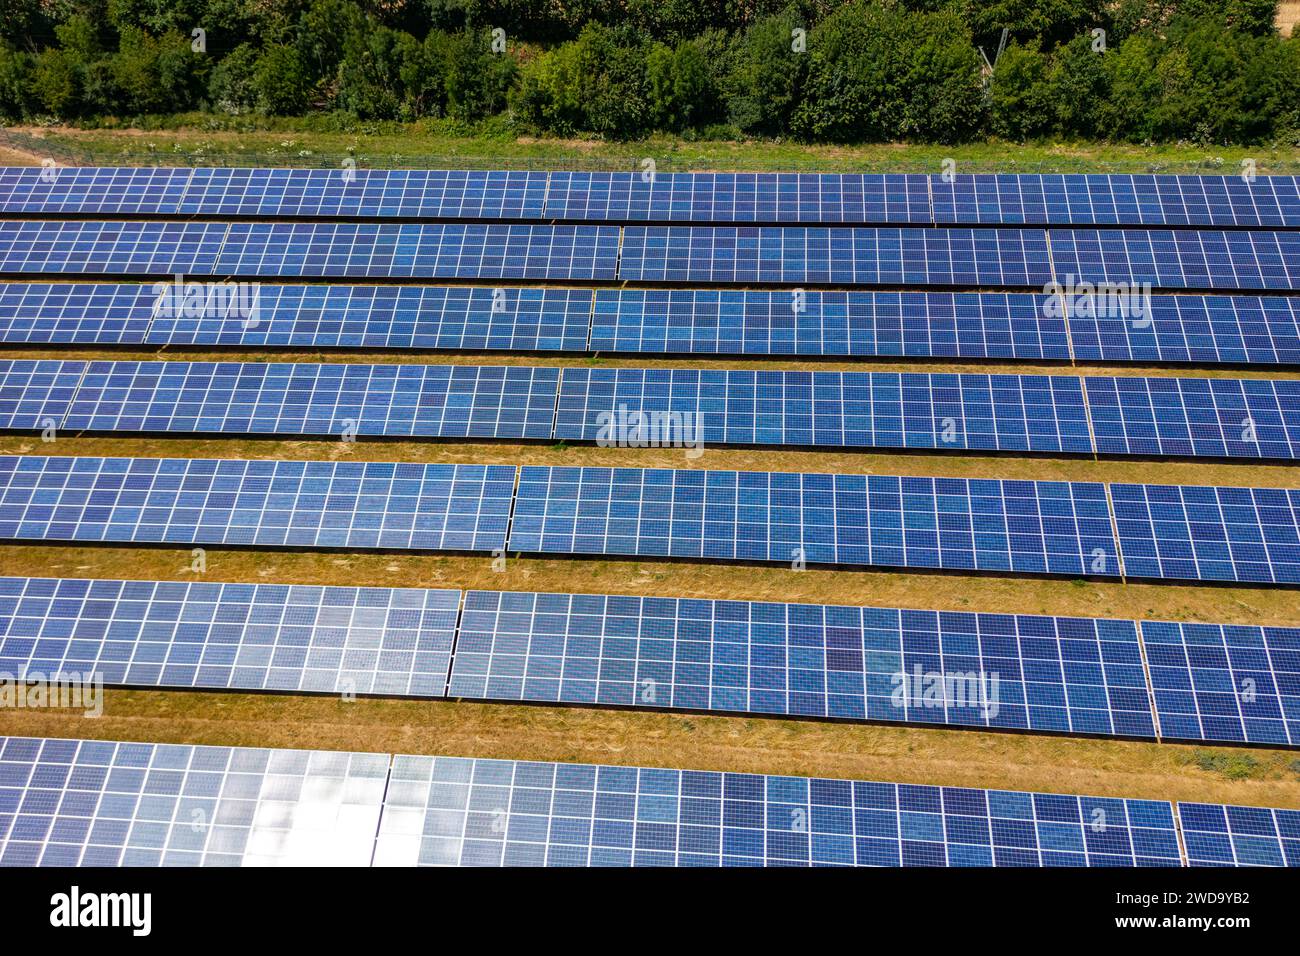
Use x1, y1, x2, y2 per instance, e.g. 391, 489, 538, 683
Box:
0, 221, 621, 281
1084, 376, 1300, 459
1178, 802, 1300, 866
62, 361, 561, 439
147, 285, 593, 351
618, 227, 1055, 286
508, 466, 1121, 578
931, 174, 1300, 228
0, 736, 390, 866
589, 290, 1072, 359
1111, 482, 1300, 584
1140, 621, 1300, 746
554, 368, 1094, 454
1066, 294, 1300, 366
0, 455, 514, 552
0, 167, 192, 216
180, 168, 548, 219
0, 576, 461, 696
0, 359, 83, 430
0, 282, 154, 345
373, 754, 1183, 866
1048, 229, 1300, 291
449, 590, 1156, 737
544, 172, 932, 224
0, 220, 228, 275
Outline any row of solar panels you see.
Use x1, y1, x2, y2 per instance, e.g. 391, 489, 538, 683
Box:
4, 359, 1299, 461
1, 735, 1293, 867
2, 221, 1298, 290
3, 167, 1297, 228
1, 455, 1297, 586
2, 576, 1296, 747
4, 284, 1300, 366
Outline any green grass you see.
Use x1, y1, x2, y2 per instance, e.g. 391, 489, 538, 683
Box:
5, 118, 1299, 173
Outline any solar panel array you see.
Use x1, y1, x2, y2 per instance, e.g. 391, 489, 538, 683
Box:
2, 734, 1210, 867
0, 736, 390, 866
1177, 802, 1300, 866
5, 574, 1299, 750
0, 455, 514, 552
0, 576, 460, 696
6, 455, 1296, 585
449, 590, 1156, 737
8, 359, 1297, 462
8, 284, 1300, 367
4, 220, 1298, 289
5, 168, 1297, 227
0, 221, 621, 281
61, 361, 562, 439
509, 466, 1122, 576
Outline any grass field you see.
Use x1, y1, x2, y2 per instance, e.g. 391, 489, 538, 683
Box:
0, 130, 1297, 811
4, 122, 1299, 174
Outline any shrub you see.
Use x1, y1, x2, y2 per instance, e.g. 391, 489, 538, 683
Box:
110, 28, 208, 115
724, 12, 806, 136
990, 42, 1054, 139
0, 43, 33, 120
647, 40, 717, 131
254, 45, 314, 115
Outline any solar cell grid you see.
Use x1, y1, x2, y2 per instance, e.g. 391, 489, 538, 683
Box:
373, 755, 1183, 866
508, 466, 1121, 578
448, 590, 1157, 737
0, 167, 192, 216
1178, 802, 1300, 866
618, 227, 1056, 286
1084, 376, 1300, 459
0, 455, 515, 552
589, 290, 1073, 359
553, 367, 1094, 454
1140, 621, 1300, 746
0, 282, 154, 345
146, 285, 593, 351
1065, 294, 1300, 366
1048, 229, 1300, 291
0, 359, 84, 430
0, 736, 389, 866
61, 361, 561, 439
0, 221, 620, 281
0, 576, 459, 697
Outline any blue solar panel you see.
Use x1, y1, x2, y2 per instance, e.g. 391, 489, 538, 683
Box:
0, 221, 620, 280
1178, 803, 1300, 867
0, 736, 390, 866
1111, 483, 1300, 584
0, 359, 83, 430
1048, 229, 1300, 291
554, 368, 1094, 454
0, 220, 228, 275
0, 455, 514, 551
618, 227, 1055, 286
1084, 376, 1300, 459
1066, 294, 1300, 366
0, 576, 460, 696
544, 172, 933, 223
61, 361, 561, 439
1140, 621, 1300, 746
0, 167, 192, 216
508, 466, 1121, 577
148, 285, 593, 351
180, 168, 548, 219
931, 174, 1300, 228
374, 754, 1183, 866
589, 290, 1072, 359
449, 590, 1156, 737
0, 283, 153, 345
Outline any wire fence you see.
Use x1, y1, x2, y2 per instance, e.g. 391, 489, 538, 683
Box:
3, 128, 1296, 175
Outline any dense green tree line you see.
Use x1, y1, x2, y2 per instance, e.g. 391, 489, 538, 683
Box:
0, 0, 1296, 144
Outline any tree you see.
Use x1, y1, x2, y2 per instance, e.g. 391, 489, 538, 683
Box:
647, 40, 717, 130
253, 44, 314, 114
724, 12, 806, 136
990, 41, 1054, 139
